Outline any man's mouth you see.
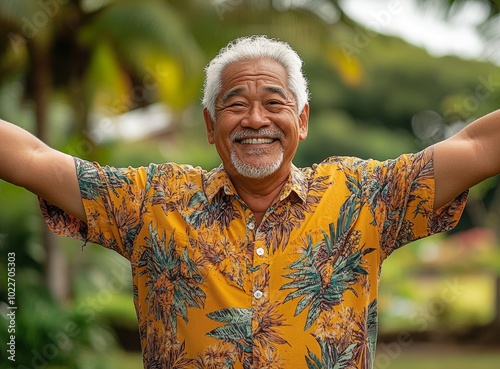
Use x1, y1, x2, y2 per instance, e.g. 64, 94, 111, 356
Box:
239, 138, 276, 145
231, 129, 284, 145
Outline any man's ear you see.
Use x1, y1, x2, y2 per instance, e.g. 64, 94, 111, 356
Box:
298, 103, 309, 141
203, 108, 215, 144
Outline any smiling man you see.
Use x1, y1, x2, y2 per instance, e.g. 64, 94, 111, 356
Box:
204, 57, 309, 226
1, 35, 500, 369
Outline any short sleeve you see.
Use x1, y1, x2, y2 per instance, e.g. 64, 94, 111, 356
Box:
363, 149, 468, 260
39, 157, 153, 260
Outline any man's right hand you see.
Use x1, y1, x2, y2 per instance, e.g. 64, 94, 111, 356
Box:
0, 119, 86, 222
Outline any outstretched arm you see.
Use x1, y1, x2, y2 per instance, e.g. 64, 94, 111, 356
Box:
432, 109, 500, 210
0, 119, 86, 222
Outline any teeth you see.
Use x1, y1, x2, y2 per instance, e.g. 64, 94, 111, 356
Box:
240, 138, 274, 144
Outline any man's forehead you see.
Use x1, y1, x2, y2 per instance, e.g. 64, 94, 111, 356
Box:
221, 58, 287, 83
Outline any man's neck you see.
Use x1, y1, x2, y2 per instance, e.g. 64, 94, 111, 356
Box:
229, 170, 290, 227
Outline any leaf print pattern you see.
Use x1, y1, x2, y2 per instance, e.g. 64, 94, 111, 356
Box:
353, 300, 378, 369
194, 342, 239, 369
206, 303, 289, 369
145, 327, 193, 369
186, 191, 241, 231
38, 151, 467, 369
281, 224, 375, 331
306, 339, 357, 369
138, 223, 206, 333
197, 234, 251, 289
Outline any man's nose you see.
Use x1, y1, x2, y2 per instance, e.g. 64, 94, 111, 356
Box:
241, 103, 270, 129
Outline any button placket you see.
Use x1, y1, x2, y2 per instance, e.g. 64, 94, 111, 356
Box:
252, 229, 268, 306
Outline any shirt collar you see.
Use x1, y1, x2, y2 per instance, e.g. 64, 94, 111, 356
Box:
279, 164, 308, 203
205, 164, 308, 204
205, 164, 238, 202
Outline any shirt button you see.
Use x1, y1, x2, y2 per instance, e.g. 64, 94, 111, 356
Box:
247, 222, 255, 230
253, 290, 263, 299
256, 247, 265, 256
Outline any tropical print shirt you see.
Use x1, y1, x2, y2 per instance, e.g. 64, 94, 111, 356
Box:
40, 149, 467, 369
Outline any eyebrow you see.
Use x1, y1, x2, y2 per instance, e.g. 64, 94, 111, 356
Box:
264, 86, 288, 100
221, 86, 289, 104
222, 88, 245, 104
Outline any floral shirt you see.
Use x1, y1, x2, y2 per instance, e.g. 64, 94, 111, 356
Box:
40, 149, 467, 369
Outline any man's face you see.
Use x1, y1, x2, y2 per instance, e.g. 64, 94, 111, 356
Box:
204, 58, 309, 180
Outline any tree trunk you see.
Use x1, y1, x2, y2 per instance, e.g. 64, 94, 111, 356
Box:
30, 40, 70, 304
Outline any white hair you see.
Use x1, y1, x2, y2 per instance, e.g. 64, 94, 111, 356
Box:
202, 35, 309, 121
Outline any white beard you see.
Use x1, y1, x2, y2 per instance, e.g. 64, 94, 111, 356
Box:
230, 147, 284, 179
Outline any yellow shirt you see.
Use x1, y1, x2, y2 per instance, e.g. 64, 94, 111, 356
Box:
40, 150, 467, 369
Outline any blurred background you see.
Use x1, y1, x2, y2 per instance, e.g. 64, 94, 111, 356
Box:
0, 0, 500, 368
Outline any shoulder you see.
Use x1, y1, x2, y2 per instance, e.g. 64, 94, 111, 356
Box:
309, 152, 433, 186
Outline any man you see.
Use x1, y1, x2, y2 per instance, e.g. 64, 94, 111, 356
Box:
0, 35, 499, 369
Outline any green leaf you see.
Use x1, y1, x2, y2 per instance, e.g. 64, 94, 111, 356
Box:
206, 307, 253, 324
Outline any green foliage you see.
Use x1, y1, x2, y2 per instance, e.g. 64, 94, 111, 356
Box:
378, 235, 500, 333
0, 275, 117, 369
1, 1, 500, 362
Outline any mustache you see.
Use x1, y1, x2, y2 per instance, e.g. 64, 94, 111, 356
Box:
230, 128, 285, 142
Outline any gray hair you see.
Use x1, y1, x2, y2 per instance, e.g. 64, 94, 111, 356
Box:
202, 35, 309, 121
